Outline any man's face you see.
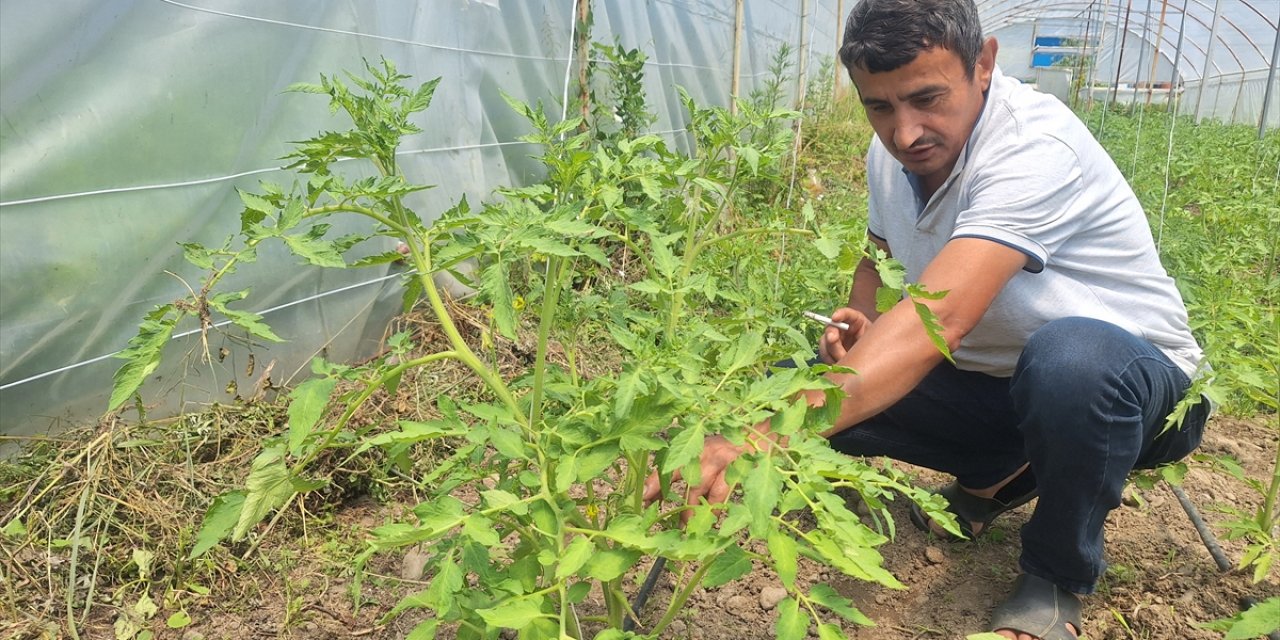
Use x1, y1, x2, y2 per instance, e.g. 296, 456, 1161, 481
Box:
851, 39, 997, 194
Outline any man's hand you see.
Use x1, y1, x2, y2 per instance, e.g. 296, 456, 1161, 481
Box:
641, 435, 749, 523
818, 307, 872, 364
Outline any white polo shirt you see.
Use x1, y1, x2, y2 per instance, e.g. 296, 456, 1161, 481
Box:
866, 66, 1203, 378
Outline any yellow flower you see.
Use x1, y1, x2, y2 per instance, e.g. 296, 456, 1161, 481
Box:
513, 296, 526, 311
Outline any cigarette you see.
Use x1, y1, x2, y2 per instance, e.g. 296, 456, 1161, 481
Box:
803, 310, 850, 331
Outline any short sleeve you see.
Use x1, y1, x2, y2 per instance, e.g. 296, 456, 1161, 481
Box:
952, 134, 1083, 273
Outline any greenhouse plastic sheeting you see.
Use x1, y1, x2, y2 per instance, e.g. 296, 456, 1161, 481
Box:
0, 0, 840, 439
980, 0, 1280, 126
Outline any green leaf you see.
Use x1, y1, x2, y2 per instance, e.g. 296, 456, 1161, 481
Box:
165, 611, 192, 629
463, 514, 500, 546
809, 584, 874, 626
583, 548, 641, 581
637, 176, 663, 202
480, 262, 517, 340
404, 620, 438, 640
1223, 597, 1279, 639
813, 236, 842, 260
702, 544, 752, 588
285, 376, 337, 455
476, 596, 545, 629
189, 491, 245, 559
233, 446, 295, 541
775, 598, 809, 640
180, 243, 215, 270
556, 536, 593, 579
407, 77, 442, 114
206, 293, 284, 343
109, 306, 180, 411
2, 518, 27, 539
488, 426, 529, 460
662, 422, 706, 474
283, 229, 347, 268
613, 367, 646, 421
768, 530, 799, 590
817, 623, 848, 640
238, 189, 274, 215
743, 461, 782, 537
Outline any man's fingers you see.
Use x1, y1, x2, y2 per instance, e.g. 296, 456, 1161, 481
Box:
642, 468, 682, 505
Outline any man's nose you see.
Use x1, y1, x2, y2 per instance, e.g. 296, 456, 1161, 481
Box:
892, 114, 924, 150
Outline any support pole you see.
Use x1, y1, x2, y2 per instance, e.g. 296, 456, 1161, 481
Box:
834, 0, 845, 104
795, 0, 811, 111
1258, 8, 1280, 138
1193, 0, 1225, 122
1111, 0, 1135, 105
1144, 0, 1170, 108
575, 0, 591, 131
1129, 0, 1153, 115
731, 0, 744, 116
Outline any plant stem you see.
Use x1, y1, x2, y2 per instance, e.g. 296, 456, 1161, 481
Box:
529, 256, 568, 429
650, 560, 713, 637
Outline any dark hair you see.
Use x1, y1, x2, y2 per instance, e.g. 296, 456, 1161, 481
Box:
839, 0, 984, 77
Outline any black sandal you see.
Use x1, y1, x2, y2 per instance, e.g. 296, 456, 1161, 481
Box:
907, 466, 1038, 541
989, 574, 1083, 640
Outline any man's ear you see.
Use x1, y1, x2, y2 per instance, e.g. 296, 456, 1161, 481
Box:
978, 37, 998, 89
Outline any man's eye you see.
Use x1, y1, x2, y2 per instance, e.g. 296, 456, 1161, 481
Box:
868, 104, 892, 114
915, 95, 940, 107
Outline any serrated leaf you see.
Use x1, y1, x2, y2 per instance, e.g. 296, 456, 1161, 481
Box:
813, 236, 842, 260
910, 296, 954, 363
477, 596, 545, 629
463, 514, 500, 546
743, 461, 782, 537
238, 189, 274, 215
480, 262, 517, 340
817, 623, 848, 640
776, 598, 809, 640
110, 306, 180, 412
768, 531, 799, 590
233, 447, 294, 541
556, 536, 593, 579
874, 286, 901, 314
206, 294, 284, 344
286, 377, 337, 455
613, 367, 646, 420
1223, 596, 1279, 639
583, 548, 640, 581
407, 77, 441, 114
637, 176, 663, 202
662, 422, 706, 474
283, 230, 347, 268
809, 583, 874, 625
181, 243, 215, 270
702, 544, 752, 588
188, 491, 245, 559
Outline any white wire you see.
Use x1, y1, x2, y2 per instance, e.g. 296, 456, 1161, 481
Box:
561, 0, 579, 124
0, 270, 408, 392
0, 139, 531, 208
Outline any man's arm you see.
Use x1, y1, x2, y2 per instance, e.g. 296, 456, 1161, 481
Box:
814, 237, 1028, 435
644, 237, 1029, 511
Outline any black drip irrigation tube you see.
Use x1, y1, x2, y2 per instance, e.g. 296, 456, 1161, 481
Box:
622, 557, 666, 633
1170, 482, 1280, 640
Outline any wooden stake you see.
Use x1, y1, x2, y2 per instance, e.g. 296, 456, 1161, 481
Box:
731, 0, 744, 116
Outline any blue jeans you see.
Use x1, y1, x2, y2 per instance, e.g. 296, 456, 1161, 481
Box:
822, 317, 1207, 594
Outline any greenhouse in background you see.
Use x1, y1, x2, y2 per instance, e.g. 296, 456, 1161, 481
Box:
0, 0, 1277, 439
